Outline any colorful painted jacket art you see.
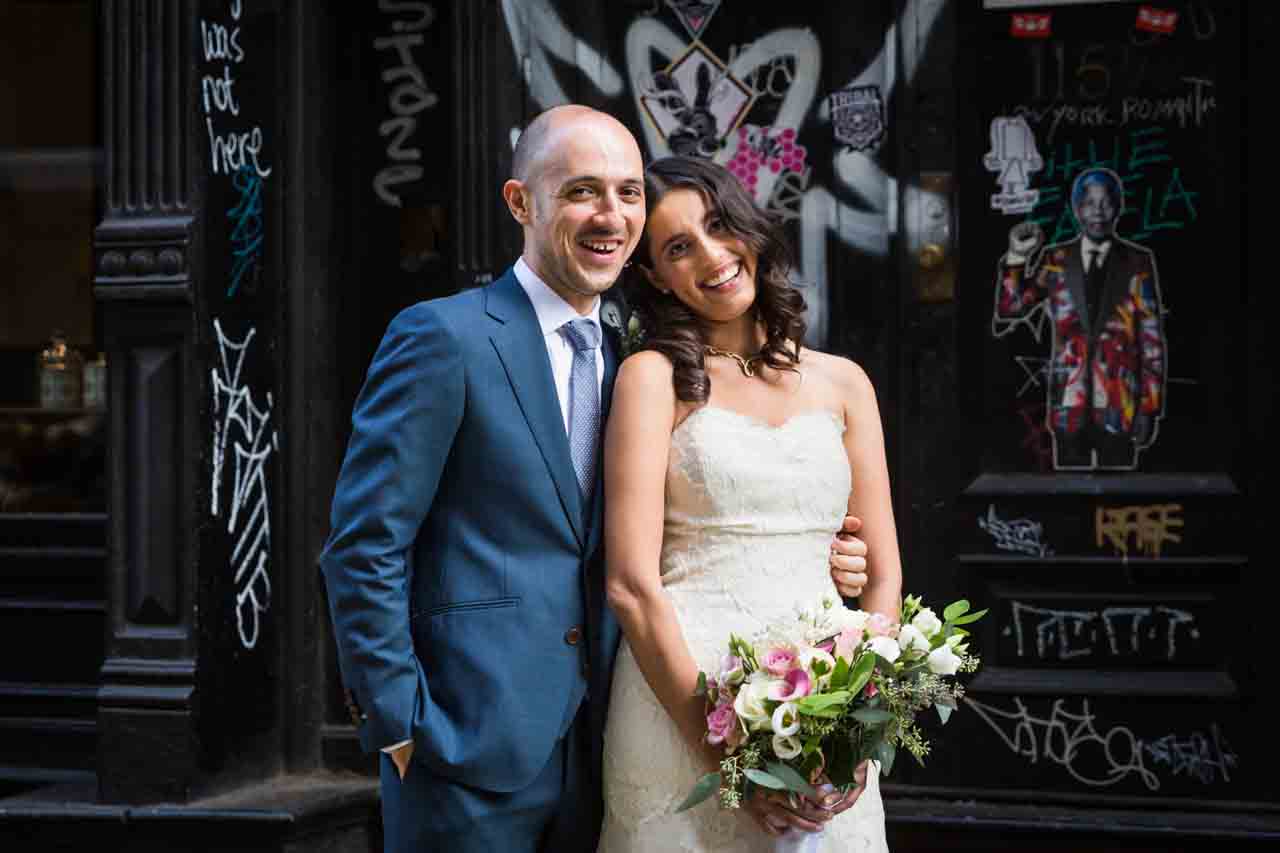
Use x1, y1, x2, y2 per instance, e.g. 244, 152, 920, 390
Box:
995, 238, 1166, 455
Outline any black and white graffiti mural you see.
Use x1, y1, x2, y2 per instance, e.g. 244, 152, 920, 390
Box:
498, 0, 948, 345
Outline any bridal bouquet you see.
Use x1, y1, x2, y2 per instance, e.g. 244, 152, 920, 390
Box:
676, 595, 985, 812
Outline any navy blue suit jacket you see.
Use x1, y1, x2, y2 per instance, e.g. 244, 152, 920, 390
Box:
320, 269, 622, 795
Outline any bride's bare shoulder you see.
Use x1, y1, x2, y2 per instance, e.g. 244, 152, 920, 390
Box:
799, 348, 875, 399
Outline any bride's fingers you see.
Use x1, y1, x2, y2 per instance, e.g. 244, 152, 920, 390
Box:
830, 566, 868, 598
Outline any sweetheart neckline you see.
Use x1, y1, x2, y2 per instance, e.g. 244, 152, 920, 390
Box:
672, 404, 845, 438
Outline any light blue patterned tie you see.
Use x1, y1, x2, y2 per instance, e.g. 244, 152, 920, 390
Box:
560, 318, 601, 499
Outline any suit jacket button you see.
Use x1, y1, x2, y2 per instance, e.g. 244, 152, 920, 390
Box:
564, 626, 583, 646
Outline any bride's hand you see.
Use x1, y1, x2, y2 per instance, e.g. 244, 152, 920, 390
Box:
812, 760, 870, 817
743, 785, 836, 837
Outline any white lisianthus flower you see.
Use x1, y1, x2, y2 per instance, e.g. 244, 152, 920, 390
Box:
771, 702, 801, 737
772, 734, 803, 760
927, 644, 962, 676
911, 607, 942, 638
866, 635, 902, 664
829, 606, 871, 636
734, 676, 778, 731
897, 623, 930, 655
797, 646, 837, 689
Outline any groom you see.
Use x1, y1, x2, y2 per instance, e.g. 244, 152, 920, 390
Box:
321, 105, 873, 853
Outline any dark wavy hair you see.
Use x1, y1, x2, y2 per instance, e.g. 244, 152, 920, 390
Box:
624, 155, 806, 403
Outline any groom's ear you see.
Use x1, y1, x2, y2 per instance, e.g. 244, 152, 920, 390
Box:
502, 179, 532, 225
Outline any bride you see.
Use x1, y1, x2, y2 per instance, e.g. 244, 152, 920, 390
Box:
598, 156, 902, 852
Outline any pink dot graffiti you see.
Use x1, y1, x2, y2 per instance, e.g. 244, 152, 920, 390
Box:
728, 124, 807, 195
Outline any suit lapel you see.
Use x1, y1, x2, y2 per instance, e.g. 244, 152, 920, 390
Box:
1093, 240, 1132, 343
1063, 240, 1091, 336
487, 273, 585, 548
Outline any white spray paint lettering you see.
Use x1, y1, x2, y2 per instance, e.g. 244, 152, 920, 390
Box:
372, 1, 439, 207
1004, 600, 1200, 661
978, 504, 1053, 557
200, 1, 271, 179
211, 319, 278, 649
965, 696, 1236, 790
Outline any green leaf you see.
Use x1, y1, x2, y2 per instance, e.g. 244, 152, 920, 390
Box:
694, 671, 708, 698
943, 600, 971, 622
851, 708, 895, 725
830, 656, 851, 689
847, 654, 877, 695
744, 768, 788, 790
935, 702, 954, 725
765, 762, 819, 799
796, 691, 851, 712
803, 737, 822, 756
873, 739, 897, 776
674, 772, 721, 812
952, 609, 988, 625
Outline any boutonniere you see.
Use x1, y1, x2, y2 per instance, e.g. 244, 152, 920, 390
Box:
601, 299, 647, 358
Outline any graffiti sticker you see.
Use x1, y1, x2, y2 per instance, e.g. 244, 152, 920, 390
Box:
1136, 6, 1178, 35
665, 0, 721, 41
638, 41, 753, 158
984, 115, 1043, 215
1010, 13, 1052, 39
829, 84, 886, 153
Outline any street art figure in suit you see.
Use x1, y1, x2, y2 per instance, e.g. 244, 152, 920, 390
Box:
994, 167, 1166, 470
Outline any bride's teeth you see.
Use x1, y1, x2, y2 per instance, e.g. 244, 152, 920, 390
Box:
706, 263, 739, 288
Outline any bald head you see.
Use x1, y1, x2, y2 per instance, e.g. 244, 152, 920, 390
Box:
512, 105, 636, 185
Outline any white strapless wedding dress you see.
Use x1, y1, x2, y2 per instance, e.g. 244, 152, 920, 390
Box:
599, 406, 889, 852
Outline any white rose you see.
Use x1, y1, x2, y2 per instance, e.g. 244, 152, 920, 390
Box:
911, 607, 942, 638
866, 635, 901, 664
896, 624, 930, 655
927, 644, 962, 676
734, 677, 777, 731
771, 702, 801, 737
829, 606, 871, 636
772, 734, 803, 760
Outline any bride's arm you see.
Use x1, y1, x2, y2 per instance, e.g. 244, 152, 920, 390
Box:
837, 359, 903, 621
602, 353, 712, 759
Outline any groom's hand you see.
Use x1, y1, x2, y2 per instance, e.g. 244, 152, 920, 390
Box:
830, 514, 869, 598
389, 741, 414, 781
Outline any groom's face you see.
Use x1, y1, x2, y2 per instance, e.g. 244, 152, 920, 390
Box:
520, 116, 645, 309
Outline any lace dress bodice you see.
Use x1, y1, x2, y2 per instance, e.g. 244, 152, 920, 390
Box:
599, 406, 888, 852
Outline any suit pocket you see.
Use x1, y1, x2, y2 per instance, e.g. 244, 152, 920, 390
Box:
419, 596, 520, 619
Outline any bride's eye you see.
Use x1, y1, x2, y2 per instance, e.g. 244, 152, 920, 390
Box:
707, 216, 725, 233
668, 240, 688, 260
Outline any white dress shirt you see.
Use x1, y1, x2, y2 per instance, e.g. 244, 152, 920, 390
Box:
382, 260, 603, 757
513, 256, 606, 436
1081, 235, 1112, 273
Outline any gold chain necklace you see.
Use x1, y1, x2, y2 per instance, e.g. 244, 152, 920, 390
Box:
704, 345, 764, 378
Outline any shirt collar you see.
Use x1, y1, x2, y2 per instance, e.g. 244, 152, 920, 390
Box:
513, 257, 601, 338
1081, 235, 1113, 258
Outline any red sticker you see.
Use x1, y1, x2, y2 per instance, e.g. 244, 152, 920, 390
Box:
1136, 6, 1178, 35
1011, 13, 1052, 39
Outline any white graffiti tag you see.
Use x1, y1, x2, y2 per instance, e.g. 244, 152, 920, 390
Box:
211, 319, 278, 649
372, 1, 438, 207
1004, 601, 1200, 661
978, 504, 1053, 557
965, 696, 1236, 790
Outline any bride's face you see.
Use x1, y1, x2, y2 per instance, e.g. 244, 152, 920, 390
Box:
641, 188, 757, 325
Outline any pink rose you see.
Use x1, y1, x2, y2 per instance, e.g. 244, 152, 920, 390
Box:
867, 613, 900, 639
834, 627, 862, 662
768, 668, 812, 702
706, 702, 738, 745
762, 647, 797, 676
865, 681, 879, 698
